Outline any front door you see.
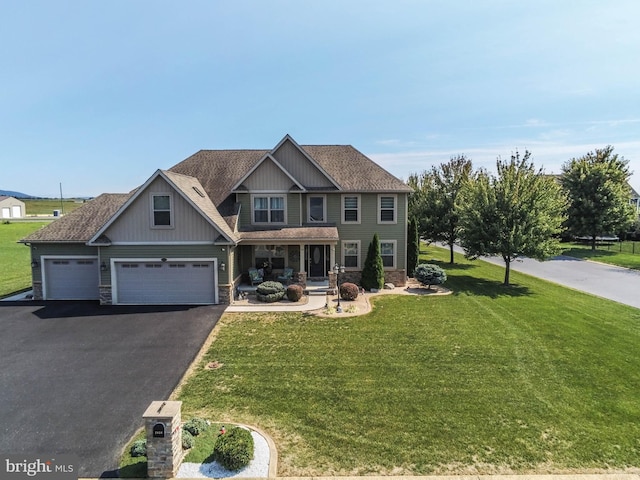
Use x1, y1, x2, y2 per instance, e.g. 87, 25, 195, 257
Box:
308, 244, 326, 278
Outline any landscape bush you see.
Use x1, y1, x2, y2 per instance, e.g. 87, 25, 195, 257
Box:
182, 430, 195, 450
184, 417, 209, 436
256, 281, 285, 303
286, 284, 304, 302
339, 282, 359, 301
129, 439, 147, 457
414, 263, 447, 289
212, 426, 254, 471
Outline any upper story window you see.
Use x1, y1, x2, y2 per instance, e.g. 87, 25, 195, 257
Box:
380, 240, 397, 268
378, 194, 397, 224
253, 195, 286, 224
342, 195, 360, 224
308, 196, 326, 223
151, 194, 173, 228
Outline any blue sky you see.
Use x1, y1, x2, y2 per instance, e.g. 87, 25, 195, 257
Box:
2, 0, 639, 197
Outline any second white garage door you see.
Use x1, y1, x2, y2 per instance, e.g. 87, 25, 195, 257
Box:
114, 260, 217, 305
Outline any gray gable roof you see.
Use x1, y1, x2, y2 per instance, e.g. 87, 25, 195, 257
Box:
21, 193, 132, 243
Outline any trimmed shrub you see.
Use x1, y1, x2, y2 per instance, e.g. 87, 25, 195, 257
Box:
182, 430, 195, 450
213, 426, 254, 471
339, 282, 359, 301
130, 439, 147, 457
256, 281, 285, 303
286, 284, 304, 302
414, 263, 447, 289
361, 233, 385, 291
184, 417, 209, 436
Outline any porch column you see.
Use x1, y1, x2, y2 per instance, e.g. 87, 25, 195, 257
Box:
330, 244, 336, 273
299, 244, 306, 273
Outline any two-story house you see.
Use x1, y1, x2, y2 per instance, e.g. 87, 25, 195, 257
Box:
21, 135, 412, 305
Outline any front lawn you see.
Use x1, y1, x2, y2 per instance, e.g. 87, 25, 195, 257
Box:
176, 246, 640, 475
562, 241, 640, 270
0, 221, 48, 297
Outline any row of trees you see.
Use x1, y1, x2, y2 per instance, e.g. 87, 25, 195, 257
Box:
408, 146, 636, 286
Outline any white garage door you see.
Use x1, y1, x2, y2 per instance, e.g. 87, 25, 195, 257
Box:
44, 257, 100, 300
114, 260, 217, 305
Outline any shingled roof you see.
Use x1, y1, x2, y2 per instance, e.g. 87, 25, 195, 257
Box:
21, 193, 132, 243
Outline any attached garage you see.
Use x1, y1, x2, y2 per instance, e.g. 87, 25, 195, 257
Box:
43, 257, 100, 300
113, 259, 217, 305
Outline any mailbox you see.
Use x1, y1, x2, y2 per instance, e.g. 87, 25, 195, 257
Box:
153, 422, 165, 438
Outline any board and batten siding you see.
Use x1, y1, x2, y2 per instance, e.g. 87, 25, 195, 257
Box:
242, 159, 296, 191
272, 139, 335, 188
103, 176, 224, 243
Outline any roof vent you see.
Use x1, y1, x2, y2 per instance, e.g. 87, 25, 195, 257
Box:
193, 186, 205, 198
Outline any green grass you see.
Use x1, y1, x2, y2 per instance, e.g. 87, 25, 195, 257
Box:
176, 246, 640, 475
0, 222, 49, 297
562, 241, 640, 269
23, 198, 85, 216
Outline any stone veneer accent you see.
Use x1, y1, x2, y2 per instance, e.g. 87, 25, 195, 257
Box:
332, 270, 407, 290
143, 401, 183, 479
295, 270, 307, 288
32, 281, 43, 301
218, 284, 233, 304
99, 285, 112, 305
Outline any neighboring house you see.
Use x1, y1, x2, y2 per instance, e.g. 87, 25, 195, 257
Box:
21, 135, 412, 305
629, 185, 640, 215
0, 196, 25, 219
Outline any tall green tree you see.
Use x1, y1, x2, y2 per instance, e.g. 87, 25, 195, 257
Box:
560, 145, 636, 250
408, 155, 473, 264
361, 233, 385, 291
407, 216, 419, 276
459, 151, 566, 286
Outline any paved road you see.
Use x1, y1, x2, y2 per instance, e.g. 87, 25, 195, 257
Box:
0, 302, 223, 477
443, 244, 640, 309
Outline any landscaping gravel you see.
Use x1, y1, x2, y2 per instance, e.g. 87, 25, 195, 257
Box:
176, 430, 270, 478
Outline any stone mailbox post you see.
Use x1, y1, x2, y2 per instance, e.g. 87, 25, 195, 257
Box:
142, 400, 183, 478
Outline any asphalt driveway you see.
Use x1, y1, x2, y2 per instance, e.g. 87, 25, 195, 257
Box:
0, 301, 224, 478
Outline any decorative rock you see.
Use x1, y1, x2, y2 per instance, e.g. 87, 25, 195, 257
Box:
384, 283, 395, 290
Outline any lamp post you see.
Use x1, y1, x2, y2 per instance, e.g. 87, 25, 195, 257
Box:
333, 263, 345, 313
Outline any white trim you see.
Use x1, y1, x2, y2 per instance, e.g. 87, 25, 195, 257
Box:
378, 194, 398, 224
307, 194, 327, 223
108, 241, 219, 246
251, 194, 287, 225
111, 257, 218, 305
41, 255, 99, 300
379, 239, 397, 270
341, 240, 361, 271
341, 194, 361, 225
150, 192, 174, 229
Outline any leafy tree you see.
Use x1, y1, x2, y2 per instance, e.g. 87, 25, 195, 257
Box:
408, 155, 473, 263
459, 151, 566, 286
361, 233, 384, 291
407, 216, 419, 276
560, 145, 636, 250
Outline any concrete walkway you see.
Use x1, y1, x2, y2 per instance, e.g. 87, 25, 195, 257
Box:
441, 244, 640, 309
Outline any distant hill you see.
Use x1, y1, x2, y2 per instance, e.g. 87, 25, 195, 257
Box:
0, 190, 33, 198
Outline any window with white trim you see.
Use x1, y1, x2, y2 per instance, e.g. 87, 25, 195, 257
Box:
342, 195, 360, 224
378, 195, 397, 224
308, 195, 326, 223
253, 195, 286, 224
152, 194, 173, 227
342, 240, 360, 269
380, 240, 397, 268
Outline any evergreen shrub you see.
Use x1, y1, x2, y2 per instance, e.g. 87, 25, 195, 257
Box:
213, 426, 254, 471
286, 284, 304, 302
339, 282, 359, 301
256, 281, 285, 303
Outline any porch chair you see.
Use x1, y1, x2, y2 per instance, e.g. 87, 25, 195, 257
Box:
248, 267, 264, 286
277, 267, 294, 285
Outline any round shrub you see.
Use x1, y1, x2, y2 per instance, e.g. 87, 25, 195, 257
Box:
213, 426, 254, 471
184, 417, 209, 436
339, 282, 359, 301
414, 263, 447, 289
182, 430, 195, 450
286, 284, 304, 302
256, 281, 285, 303
130, 439, 147, 457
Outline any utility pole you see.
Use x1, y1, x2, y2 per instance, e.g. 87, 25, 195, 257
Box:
59, 182, 64, 215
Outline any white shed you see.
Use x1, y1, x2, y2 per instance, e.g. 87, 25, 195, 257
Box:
0, 196, 26, 219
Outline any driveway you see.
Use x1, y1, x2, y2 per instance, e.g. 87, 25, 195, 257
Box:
443, 243, 640, 309
0, 301, 224, 478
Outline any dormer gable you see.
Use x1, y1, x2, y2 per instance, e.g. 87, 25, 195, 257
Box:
88, 170, 236, 245
231, 154, 305, 192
